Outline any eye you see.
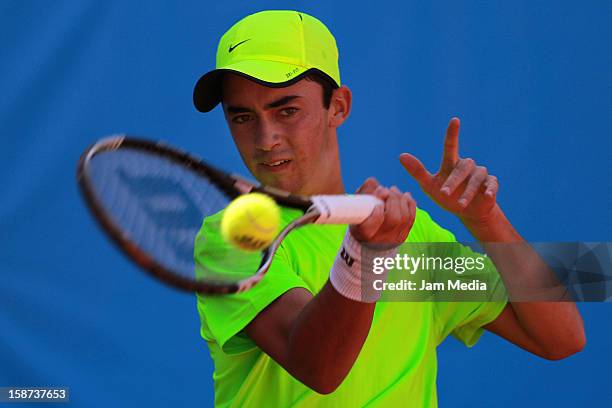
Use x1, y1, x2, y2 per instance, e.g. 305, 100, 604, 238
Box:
232, 114, 252, 124
280, 107, 299, 117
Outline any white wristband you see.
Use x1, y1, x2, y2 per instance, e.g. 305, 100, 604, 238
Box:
330, 230, 398, 303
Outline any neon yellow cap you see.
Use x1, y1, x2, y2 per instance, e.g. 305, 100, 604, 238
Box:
193, 10, 341, 112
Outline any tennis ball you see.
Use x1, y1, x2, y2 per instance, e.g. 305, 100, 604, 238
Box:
221, 193, 281, 251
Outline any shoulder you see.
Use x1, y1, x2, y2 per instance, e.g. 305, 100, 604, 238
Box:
408, 207, 457, 242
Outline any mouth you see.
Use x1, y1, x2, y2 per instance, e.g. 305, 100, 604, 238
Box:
259, 159, 292, 172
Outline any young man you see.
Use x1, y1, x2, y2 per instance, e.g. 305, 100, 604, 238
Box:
193, 10, 585, 407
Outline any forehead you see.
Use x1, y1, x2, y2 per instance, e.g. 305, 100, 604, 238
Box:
221, 73, 322, 108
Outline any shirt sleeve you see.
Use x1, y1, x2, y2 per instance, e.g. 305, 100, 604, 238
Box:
194, 211, 310, 355
413, 209, 508, 347
433, 287, 508, 347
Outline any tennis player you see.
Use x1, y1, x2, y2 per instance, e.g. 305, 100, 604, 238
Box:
192, 10, 585, 407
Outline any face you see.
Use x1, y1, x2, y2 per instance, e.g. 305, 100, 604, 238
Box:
221, 74, 350, 196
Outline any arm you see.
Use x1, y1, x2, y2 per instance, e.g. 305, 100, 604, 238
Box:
245, 283, 373, 394
246, 179, 416, 394
464, 206, 585, 360
400, 117, 585, 360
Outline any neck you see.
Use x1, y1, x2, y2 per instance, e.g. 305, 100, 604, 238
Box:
317, 133, 345, 195
326, 168, 346, 195
298, 176, 345, 196
304, 157, 345, 196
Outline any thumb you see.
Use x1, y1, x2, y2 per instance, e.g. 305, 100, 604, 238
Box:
399, 153, 431, 185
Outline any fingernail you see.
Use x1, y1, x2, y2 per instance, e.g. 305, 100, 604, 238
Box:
458, 198, 467, 207
441, 187, 450, 195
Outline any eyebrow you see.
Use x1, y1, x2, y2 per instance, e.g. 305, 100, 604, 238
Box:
225, 95, 301, 114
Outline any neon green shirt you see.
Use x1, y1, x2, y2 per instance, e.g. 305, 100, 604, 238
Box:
195, 207, 507, 407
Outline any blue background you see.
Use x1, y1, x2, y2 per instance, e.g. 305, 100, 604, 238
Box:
1, 1, 610, 406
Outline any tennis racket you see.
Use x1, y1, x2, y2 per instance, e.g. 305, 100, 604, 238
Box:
76, 135, 382, 295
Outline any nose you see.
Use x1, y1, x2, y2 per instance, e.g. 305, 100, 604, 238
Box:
254, 116, 281, 151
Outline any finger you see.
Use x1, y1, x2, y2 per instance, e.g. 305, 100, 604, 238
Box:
395, 191, 412, 242
439, 117, 461, 174
483, 175, 499, 198
351, 186, 390, 242
397, 188, 411, 224
381, 187, 403, 231
440, 158, 475, 196
374, 185, 390, 200
354, 198, 386, 240
356, 177, 379, 194
405, 193, 417, 230
458, 166, 488, 207
368, 186, 390, 217
407, 193, 417, 228
399, 153, 432, 185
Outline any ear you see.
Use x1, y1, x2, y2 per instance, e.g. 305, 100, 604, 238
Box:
328, 85, 352, 128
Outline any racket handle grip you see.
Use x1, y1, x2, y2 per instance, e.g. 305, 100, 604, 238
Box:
310, 195, 384, 225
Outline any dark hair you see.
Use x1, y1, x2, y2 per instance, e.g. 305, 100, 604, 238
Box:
304, 71, 338, 109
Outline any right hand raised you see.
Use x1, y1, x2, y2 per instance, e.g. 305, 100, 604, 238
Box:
349, 177, 416, 246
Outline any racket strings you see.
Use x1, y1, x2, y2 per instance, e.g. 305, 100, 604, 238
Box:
88, 149, 232, 280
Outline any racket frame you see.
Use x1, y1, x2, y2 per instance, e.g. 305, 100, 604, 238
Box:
77, 136, 316, 294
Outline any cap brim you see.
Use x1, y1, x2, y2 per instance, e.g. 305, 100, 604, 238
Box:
193, 60, 337, 113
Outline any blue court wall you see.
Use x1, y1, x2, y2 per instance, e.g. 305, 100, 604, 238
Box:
1, 1, 610, 406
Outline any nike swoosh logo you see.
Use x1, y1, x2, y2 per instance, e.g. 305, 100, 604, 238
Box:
229, 39, 251, 53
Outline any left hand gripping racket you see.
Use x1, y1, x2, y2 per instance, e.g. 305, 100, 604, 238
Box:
77, 135, 382, 294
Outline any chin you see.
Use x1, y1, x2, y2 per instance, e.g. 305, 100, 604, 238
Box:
273, 182, 302, 194
253, 174, 297, 193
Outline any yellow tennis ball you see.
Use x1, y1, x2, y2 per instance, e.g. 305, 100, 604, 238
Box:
221, 193, 280, 251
